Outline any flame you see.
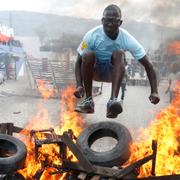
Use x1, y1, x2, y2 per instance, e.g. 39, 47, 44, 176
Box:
17, 84, 85, 179
56, 85, 85, 162
58, 85, 85, 137
16, 78, 180, 179
128, 81, 180, 177
36, 80, 57, 99
167, 40, 180, 55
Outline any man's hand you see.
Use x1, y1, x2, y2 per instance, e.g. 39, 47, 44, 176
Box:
149, 93, 160, 104
74, 86, 84, 98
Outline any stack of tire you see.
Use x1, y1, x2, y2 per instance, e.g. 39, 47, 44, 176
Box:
0, 134, 27, 174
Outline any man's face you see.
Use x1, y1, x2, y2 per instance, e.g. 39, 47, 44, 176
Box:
102, 9, 122, 38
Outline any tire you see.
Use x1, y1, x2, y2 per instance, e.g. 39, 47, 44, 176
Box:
0, 134, 27, 174
77, 121, 132, 167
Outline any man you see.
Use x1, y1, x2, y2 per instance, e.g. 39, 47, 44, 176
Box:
74, 4, 160, 118
120, 60, 128, 103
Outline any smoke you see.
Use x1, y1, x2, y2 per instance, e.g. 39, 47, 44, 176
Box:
3, 0, 179, 28
150, 0, 180, 28
45, 0, 127, 21
92, 0, 180, 28
50, 0, 179, 29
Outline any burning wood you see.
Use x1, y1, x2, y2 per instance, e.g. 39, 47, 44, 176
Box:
127, 81, 180, 177
0, 123, 158, 179
0, 123, 179, 180
15, 85, 85, 179
0, 81, 180, 179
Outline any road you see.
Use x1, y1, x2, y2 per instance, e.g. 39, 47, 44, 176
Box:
0, 75, 169, 139
85, 81, 169, 134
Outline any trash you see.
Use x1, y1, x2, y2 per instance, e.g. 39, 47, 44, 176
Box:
13, 111, 21, 114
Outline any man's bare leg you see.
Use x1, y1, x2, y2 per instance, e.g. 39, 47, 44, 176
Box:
75, 52, 95, 113
82, 52, 95, 98
111, 50, 125, 99
106, 50, 125, 118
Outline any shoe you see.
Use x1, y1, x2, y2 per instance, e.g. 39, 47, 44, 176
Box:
75, 97, 94, 113
74, 86, 84, 98
106, 99, 123, 118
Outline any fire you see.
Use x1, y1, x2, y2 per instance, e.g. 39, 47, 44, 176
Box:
128, 81, 180, 177
17, 84, 85, 179
16, 78, 180, 178
167, 40, 180, 55
57, 86, 85, 137
36, 80, 57, 99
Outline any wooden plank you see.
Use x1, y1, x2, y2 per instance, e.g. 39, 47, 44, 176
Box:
62, 160, 119, 178
78, 172, 87, 180
116, 154, 154, 178
0, 123, 7, 134
62, 132, 95, 173
91, 175, 101, 180
7, 123, 14, 135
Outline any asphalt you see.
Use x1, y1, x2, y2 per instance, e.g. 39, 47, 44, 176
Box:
85, 81, 169, 133
0, 74, 170, 138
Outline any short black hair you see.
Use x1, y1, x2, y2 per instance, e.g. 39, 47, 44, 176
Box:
103, 4, 121, 17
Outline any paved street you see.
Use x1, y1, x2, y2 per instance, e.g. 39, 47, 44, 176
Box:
86, 81, 169, 133
0, 75, 169, 138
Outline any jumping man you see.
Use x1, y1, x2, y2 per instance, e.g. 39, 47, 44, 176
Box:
74, 4, 160, 118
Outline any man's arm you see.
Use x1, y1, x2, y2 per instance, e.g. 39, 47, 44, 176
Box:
75, 54, 83, 87
139, 55, 160, 104
74, 54, 84, 98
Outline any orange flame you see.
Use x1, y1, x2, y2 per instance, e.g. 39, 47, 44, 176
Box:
36, 80, 57, 99
17, 79, 180, 178
18, 85, 84, 179
58, 86, 85, 137
167, 40, 180, 55
128, 81, 180, 177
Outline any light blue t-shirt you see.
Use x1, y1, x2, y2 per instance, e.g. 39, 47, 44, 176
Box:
77, 25, 146, 62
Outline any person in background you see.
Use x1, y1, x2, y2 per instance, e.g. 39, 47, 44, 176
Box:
120, 56, 128, 103
165, 62, 180, 102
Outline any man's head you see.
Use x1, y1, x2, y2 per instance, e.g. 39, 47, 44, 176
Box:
102, 4, 122, 39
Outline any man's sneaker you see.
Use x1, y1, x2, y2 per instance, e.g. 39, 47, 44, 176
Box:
75, 97, 94, 113
106, 99, 123, 118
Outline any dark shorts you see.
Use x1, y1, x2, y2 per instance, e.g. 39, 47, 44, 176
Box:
93, 60, 112, 82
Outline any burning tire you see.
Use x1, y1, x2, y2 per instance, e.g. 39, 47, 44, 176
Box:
77, 121, 132, 167
0, 134, 27, 174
